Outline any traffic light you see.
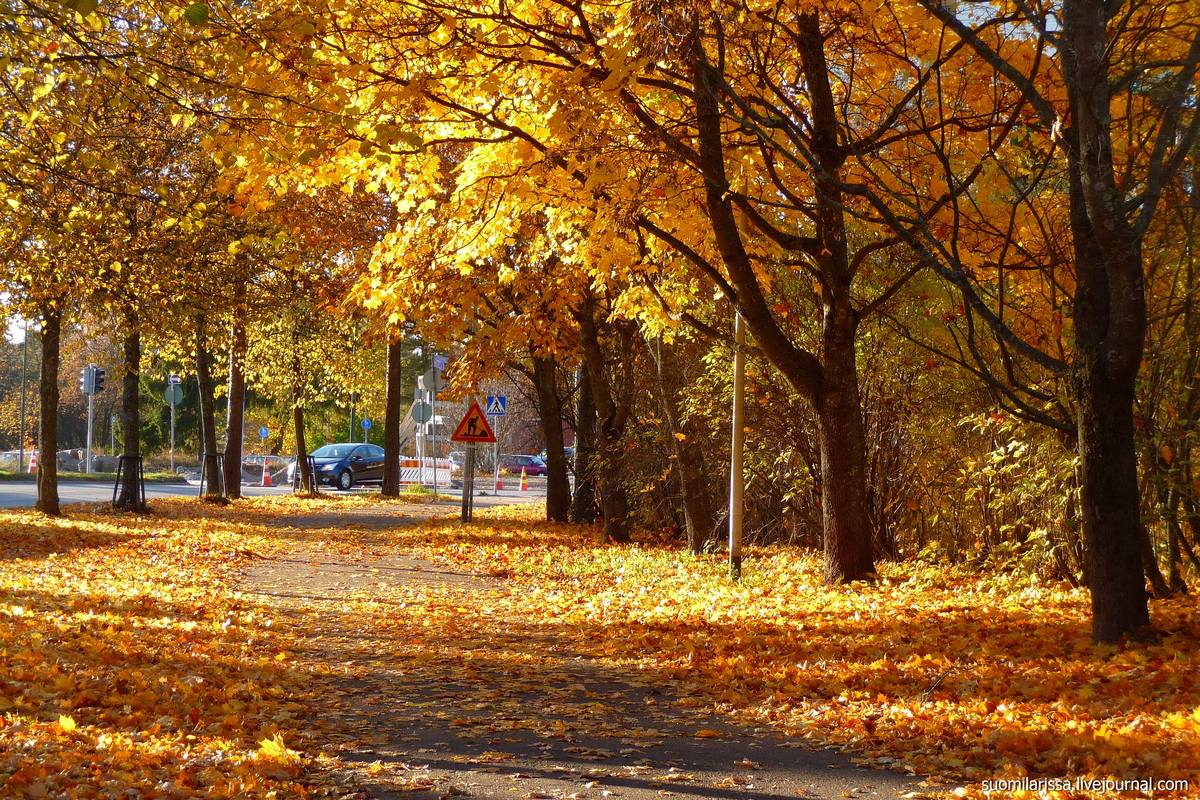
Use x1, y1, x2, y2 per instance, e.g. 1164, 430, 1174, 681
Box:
79, 366, 94, 395
92, 367, 106, 394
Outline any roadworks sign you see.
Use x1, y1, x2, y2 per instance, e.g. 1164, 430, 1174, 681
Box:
451, 401, 497, 443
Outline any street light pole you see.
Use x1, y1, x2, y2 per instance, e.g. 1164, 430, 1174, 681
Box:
728, 313, 745, 581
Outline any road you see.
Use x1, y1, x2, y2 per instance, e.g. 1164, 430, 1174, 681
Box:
0, 479, 546, 509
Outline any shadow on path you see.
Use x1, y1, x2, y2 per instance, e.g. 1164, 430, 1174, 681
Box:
241, 510, 923, 800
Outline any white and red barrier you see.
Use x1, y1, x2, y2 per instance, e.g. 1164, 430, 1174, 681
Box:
399, 457, 452, 487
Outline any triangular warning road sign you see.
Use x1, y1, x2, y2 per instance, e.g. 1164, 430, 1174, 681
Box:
451, 401, 497, 443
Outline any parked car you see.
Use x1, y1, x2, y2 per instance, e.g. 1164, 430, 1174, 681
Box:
538, 446, 575, 465
286, 443, 386, 490
498, 454, 547, 476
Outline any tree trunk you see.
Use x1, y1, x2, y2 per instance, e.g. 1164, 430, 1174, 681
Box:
223, 304, 247, 500
1062, 0, 1152, 641
36, 307, 61, 516
577, 301, 631, 542
649, 335, 716, 554
532, 354, 571, 522
195, 314, 224, 501
1164, 488, 1188, 594
294, 403, 312, 492
381, 337, 404, 497
817, 312, 877, 582
571, 365, 598, 523
688, 19, 876, 581
291, 341, 314, 493
114, 324, 146, 511
1074, 368, 1151, 638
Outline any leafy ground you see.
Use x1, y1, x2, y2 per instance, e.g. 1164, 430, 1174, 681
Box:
1, 497, 1196, 799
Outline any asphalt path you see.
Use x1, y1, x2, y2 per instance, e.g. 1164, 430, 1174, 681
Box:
0, 479, 546, 509
0, 480, 294, 508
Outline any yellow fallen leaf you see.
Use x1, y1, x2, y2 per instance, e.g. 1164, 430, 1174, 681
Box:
257, 733, 298, 763
57, 715, 76, 733
694, 728, 722, 739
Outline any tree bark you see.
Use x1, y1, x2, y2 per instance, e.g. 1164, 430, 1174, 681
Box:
532, 354, 571, 522
291, 338, 314, 493
195, 314, 224, 501
223, 302, 247, 500
577, 300, 631, 542
114, 323, 146, 511
381, 337, 404, 497
817, 311, 877, 581
649, 336, 716, 554
36, 307, 61, 516
570, 365, 598, 523
1063, 0, 1151, 641
294, 404, 312, 492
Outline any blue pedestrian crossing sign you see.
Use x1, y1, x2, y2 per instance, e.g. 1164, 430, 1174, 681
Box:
258, 426, 269, 440
485, 395, 507, 416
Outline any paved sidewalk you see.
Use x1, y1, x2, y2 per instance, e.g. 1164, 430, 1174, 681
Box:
240, 511, 923, 800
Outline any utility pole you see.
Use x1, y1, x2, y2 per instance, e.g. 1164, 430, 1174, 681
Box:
85, 369, 95, 474
18, 322, 27, 472
728, 313, 745, 581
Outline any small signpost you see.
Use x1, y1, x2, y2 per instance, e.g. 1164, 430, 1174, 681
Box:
452, 400, 497, 522
361, 417, 372, 443
259, 426, 269, 440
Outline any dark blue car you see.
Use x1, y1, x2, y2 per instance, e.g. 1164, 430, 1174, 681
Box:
293, 443, 385, 490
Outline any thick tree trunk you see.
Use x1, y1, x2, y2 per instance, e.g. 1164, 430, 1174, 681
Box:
114, 324, 146, 511
817, 312, 877, 582
532, 354, 571, 522
649, 336, 716, 554
36, 308, 61, 516
223, 307, 247, 500
577, 301, 631, 542
570, 365, 598, 523
381, 337, 404, 497
195, 314, 224, 501
1074, 368, 1151, 638
1062, 0, 1152, 640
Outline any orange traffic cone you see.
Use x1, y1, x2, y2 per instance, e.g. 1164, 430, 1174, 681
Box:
261, 460, 273, 487
27, 453, 37, 474
496, 471, 504, 490
520, 466, 528, 492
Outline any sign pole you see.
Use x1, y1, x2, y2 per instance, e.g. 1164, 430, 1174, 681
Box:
18, 322, 27, 472
461, 443, 476, 521
86, 389, 94, 475
493, 415, 500, 494
430, 383, 438, 488
729, 313, 745, 581
170, 397, 176, 472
